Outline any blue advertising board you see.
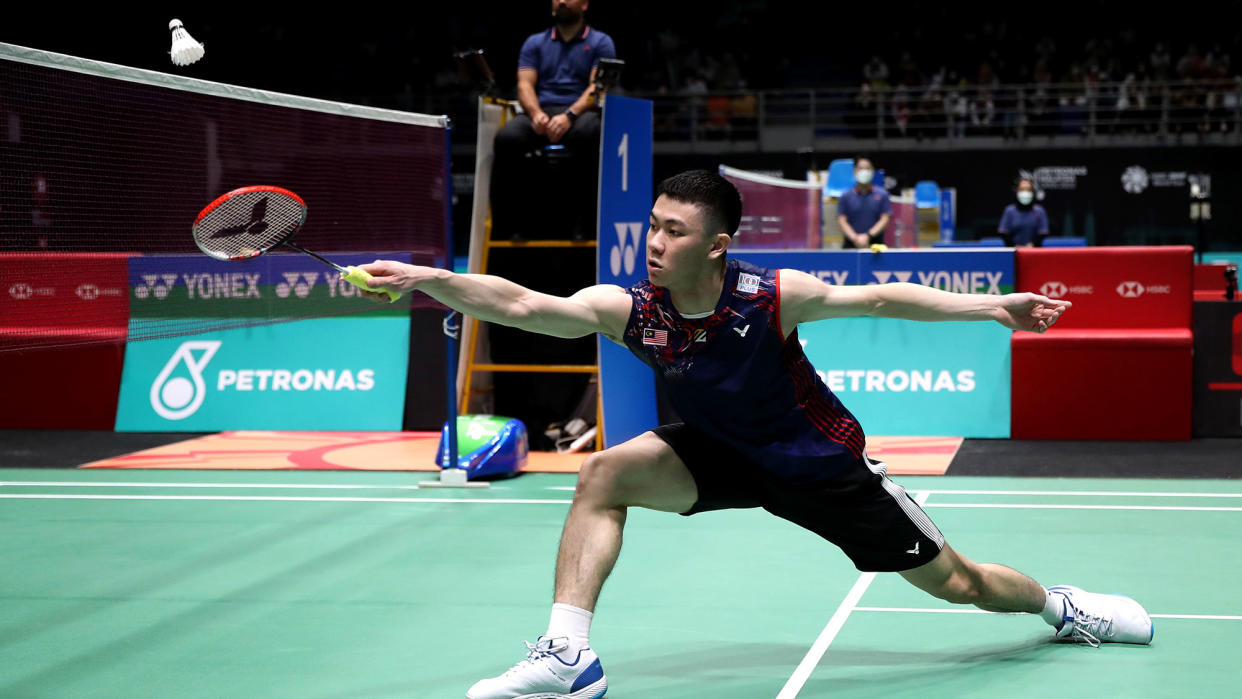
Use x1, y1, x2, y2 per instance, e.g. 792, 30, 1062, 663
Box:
799, 318, 1011, 437
744, 249, 1014, 294
688, 248, 1015, 437
596, 96, 657, 448
859, 248, 1014, 293
116, 253, 411, 431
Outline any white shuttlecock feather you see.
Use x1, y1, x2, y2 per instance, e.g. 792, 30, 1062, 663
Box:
168, 19, 205, 66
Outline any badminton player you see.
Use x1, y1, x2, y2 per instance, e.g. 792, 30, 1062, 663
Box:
360, 170, 1153, 699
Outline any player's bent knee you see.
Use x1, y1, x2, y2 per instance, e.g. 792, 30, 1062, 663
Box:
573, 451, 627, 506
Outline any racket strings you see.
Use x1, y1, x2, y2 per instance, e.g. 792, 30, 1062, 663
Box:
194, 190, 305, 260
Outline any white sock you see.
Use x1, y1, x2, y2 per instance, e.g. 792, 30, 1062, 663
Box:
1039, 588, 1066, 627
546, 603, 593, 654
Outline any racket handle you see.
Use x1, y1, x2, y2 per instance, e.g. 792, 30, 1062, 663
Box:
342, 266, 401, 302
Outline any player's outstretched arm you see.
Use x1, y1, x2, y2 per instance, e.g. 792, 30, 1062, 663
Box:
357, 260, 631, 339
779, 269, 1071, 334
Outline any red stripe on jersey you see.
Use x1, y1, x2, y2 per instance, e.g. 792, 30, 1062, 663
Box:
781, 338, 862, 456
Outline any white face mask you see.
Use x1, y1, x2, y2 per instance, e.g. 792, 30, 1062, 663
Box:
1017, 190, 1034, 205
855, 169, 874, 185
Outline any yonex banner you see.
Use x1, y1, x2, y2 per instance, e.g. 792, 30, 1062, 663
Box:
742, 249, 1014, 437
743, 249, 1014, 295
118, 252, 411, 431
740, 251, 857, 286
127, 253, 409, 319
115, 316, 410, 431
861, 249, 1014, 294
799, 318, 1011, 437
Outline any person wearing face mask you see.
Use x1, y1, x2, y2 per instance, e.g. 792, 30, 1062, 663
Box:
836, 157, 893, 248
998, 178, 1050, 247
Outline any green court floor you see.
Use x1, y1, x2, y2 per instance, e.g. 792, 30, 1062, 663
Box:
1, 469, 1239, 698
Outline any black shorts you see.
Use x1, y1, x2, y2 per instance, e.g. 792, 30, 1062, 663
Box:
653, 423, 945, 572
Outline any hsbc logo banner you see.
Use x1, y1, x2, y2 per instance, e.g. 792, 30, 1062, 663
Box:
1039, 280, 1094, 298
1020, 246, 1191, 329
1116, 281, 1172, 298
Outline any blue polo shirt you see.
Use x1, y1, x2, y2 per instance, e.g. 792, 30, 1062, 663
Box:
519, 25, 617, 108
837, 185, 892, 247
998, 204, 1049, 245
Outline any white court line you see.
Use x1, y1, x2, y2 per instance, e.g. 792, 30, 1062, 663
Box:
4, 482, 1241, 499
776, 490, 931, 699
926, 504, 1242, 512
3, 493, 1239, 512
557, 486, 1242, 499
0, 481, 422, 490
922, 489, 1242, 498
3, 492, 1242, 512
854, 607, 1242, 621
0, 494, 571, 504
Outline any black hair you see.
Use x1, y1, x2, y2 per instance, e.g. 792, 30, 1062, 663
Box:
655, 170, 743, 237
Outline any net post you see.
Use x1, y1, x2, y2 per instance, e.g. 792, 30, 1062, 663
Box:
420, 310, 485, 488
421, 125, 487, 489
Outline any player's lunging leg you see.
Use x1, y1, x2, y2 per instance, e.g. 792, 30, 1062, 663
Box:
467, 433, 698, 699
901, 545, 1045, 613
902, 545, 1153, 646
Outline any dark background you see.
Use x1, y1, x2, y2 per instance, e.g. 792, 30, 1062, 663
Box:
5, 5, 1239, 252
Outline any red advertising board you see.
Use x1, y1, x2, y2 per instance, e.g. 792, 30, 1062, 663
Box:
0, 253, 130, 428
1016, 246, 1193, 330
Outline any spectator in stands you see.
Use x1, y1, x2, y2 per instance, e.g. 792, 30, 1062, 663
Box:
1177, 44, 1204, 79
491, 0, 617, 239
864, 55, 890, 89
1149, 42, 1172, 81
997, 177, 1049, 247
837, 157, 892, 248
847, 84, 878, 139
969, 88, 996, 136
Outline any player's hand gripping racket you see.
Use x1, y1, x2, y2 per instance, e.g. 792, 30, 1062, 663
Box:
192, 185, 400, 302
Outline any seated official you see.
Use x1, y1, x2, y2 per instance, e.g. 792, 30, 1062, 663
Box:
491, 0, 617, 239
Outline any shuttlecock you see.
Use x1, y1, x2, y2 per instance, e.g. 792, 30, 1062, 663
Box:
168, 19, 205, 66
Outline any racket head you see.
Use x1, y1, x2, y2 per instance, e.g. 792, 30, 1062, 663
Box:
192, 185, 307, 261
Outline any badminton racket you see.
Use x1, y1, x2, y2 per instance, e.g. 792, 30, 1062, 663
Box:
192, 185, 400, 302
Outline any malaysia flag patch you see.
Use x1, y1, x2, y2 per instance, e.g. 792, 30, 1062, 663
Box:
736, 273, 761, 295
642, 328, 669, 346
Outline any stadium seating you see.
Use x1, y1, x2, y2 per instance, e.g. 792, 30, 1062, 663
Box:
1011, 246, 1194, 440
914, 181, 940, 209
823, 159, 855, 198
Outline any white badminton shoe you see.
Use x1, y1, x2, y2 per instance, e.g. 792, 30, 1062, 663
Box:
466, 636, 607, 699
1047, 585, 1154, 647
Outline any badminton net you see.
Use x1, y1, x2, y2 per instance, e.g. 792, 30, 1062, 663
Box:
0, 42, 452, 351
719, 165, 821, 250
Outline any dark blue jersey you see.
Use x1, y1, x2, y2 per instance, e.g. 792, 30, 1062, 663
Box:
623, 259, 865, 482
